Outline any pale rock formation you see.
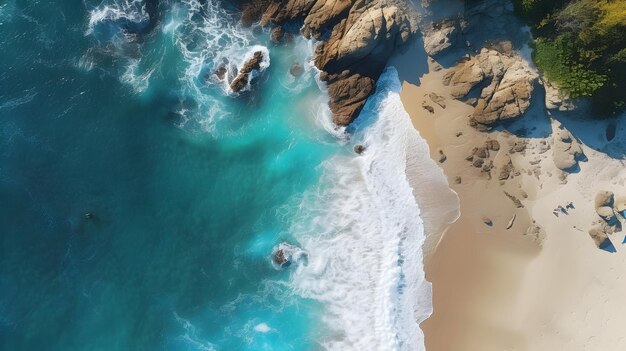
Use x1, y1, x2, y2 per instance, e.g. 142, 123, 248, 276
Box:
423, 19, 458, 56
552, 124, 585, 171
542, 77, 576, 111
442, 48, 538, 126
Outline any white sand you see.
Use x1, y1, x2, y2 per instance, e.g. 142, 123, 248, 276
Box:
393, 53, 626, 350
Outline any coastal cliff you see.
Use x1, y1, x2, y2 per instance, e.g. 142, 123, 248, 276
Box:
236, 0, 418, 126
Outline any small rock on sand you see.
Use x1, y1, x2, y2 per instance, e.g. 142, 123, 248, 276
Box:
422, 101, 435, 114
473, 158, 484, 168
485, 139, 500, 151
290, 63, 305, 77
454, 176, 462, 184
506, 214, 516, 229
482, 216, 493, 226
438, 149, 447, 163
588, 225, 612, 249
504, 191, 524, 208
429, 92, 446, 109
497, 155, 514, 180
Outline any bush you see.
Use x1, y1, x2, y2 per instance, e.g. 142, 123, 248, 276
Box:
533, 35, 607, 98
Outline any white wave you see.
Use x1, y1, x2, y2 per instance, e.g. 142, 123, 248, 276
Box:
121, 57, 158, 93
86, 0, 148, 36
167, 0, 255, 131
289, 68, 439, 350
172, 312, 218, 351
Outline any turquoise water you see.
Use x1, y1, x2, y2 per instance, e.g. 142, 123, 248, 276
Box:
0, 1, 341, 349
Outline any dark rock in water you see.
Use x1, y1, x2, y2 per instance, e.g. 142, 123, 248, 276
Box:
271, 242, 307, 270
270, 26, 285, 44
214, 63, 228, 81
606, 123, 616, 141
270, 26, 293, 45
84, 212, 93, 220
354, 144, 366, 155
230, 51, 264, 92
289, 63, 304, 77
273, 249, 289, 266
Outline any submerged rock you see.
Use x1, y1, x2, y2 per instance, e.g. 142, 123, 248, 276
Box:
289, 63, 304, 77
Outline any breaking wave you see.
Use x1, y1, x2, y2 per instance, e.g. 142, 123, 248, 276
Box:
288, 68, 445, 350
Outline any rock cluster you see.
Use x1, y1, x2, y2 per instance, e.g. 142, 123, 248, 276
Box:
238, 0, 417, 126
442, 49, 538, 127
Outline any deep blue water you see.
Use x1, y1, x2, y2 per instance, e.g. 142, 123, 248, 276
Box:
0, 1, 339, 349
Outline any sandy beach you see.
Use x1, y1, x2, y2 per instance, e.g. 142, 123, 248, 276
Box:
395, 40, 626, 351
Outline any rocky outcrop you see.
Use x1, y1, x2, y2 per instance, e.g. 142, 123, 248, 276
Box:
542, 78, 576, 111
238, 0, 417, 126
230, 50, 266, 93
595, 191, 616, 223
552, 124, 585, 171
442, 48, 538, 126
423, 19, 459, 56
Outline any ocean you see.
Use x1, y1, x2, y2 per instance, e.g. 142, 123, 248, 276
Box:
0, 1, 434, 350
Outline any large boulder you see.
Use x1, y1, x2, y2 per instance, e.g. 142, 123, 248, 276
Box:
552, 125, 585, 171
443, 48, 538, 126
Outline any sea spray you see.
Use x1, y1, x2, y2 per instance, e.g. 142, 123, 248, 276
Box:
289, 68, 435, 350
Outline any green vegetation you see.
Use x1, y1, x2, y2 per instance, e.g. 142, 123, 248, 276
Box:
513, 0, 626, 115
533, 35, 608, 98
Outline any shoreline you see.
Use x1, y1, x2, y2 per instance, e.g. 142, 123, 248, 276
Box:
396, 50, 626, 351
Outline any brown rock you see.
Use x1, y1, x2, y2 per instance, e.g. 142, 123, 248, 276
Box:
422, 101, 435, 114
472, 158, 484, 168
497, 154, 514, 180
270, 26, 285, 44
243, 0, 417, 126
442, 48, 538, 126
438, 149, 447, 163
354, 144, 366, 154
504, 191, 524, 208
230, 51, 265, 92
485, 139, 500, 151
474, 147, 489, 159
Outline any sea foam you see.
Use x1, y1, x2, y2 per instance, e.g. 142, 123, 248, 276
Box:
289, 67, 452, 350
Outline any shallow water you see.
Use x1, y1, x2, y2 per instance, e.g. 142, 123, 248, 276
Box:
0, 1, 432, 350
